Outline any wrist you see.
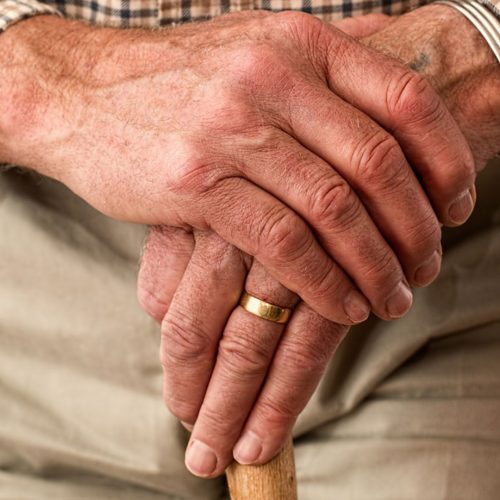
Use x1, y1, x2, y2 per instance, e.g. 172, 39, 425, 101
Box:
0, 16, 81, 173
0, 15, 130, 178
364, 3, 500, 168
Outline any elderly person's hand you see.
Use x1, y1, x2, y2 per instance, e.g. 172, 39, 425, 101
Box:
1, 8, 476, 327
137, 5, 499, 478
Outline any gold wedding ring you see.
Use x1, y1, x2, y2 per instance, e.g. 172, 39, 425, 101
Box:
239, 292, 292, 324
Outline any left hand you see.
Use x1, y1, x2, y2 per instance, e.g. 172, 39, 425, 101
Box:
140, 227, 350, 478
138, 6, 499, 478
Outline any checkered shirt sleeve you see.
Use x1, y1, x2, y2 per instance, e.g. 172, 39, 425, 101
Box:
0, 0, 439, 30
481, 0, 500, 16
0, 0, 497, 40
0, 0, 61, 31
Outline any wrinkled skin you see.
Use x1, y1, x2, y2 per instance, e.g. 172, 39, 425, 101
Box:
1, 4, 496, 480
137, 7, 499, 478
2, 9, 478, 329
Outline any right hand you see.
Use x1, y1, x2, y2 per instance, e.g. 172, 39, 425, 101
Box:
1, 11, 475, 323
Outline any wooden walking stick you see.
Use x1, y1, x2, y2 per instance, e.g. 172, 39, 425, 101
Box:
226, 436, 297, 500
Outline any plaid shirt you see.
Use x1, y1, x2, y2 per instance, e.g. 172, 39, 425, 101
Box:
0, 0, 500, 31
0, 0, 499, 39
0, 0, 452, 30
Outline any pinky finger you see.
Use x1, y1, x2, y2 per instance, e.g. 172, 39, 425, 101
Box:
137, 225, 194, 322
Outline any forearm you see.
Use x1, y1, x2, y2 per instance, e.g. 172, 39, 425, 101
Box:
365, 3, 499, 167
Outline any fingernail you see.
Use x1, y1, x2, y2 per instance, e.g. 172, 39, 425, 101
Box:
385, 281, 413, 319
413, 250, 441, 287
233, 431, 263, 465
185, 439, 217, 477
448, 188, 474, 225
344, 290, 370, 323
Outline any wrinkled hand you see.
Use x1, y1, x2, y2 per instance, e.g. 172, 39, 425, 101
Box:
136, 7, 499, 478
138, 20, 383, 477
141, 227, 349, 478
3, 9, 477, 326
137, 16, 388, 479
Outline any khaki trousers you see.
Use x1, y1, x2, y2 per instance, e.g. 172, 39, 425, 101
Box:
1, 159, 499, 499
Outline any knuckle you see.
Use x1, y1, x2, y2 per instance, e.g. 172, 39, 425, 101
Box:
258, 396, 300, 424
387, 70, 443, 126
351, 131, 408, 190
165, 153, 213, 196
192, 233, 243, 275
217, 332, 272, 381
280, 338, 330, 374
160, 314, 212, 367
360, 248, 401, 286
258, 207, 311, 263
272, 11, 331, 69
310, 178, 361, 231
231, 44, 289, 93
304, 263, 344, 303
197, 405, 229, 434
405, 210, 442, 253
137, 286, 169, 323
163, 140, 231, 198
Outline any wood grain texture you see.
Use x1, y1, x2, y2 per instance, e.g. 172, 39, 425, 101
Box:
226, 436, 297, 500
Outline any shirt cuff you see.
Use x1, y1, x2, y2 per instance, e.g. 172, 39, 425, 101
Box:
479, 0, 500, 17
0, 0, 61, 32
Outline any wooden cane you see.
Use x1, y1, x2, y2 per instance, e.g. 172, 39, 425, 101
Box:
226, 436, 297, 500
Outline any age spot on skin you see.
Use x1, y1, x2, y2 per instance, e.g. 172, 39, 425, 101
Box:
409, 52, 431, 72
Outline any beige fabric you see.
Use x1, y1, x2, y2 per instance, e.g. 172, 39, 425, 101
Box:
0, 170, 223, 499
0, 159, 499, 499
297, 321, 500, 499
